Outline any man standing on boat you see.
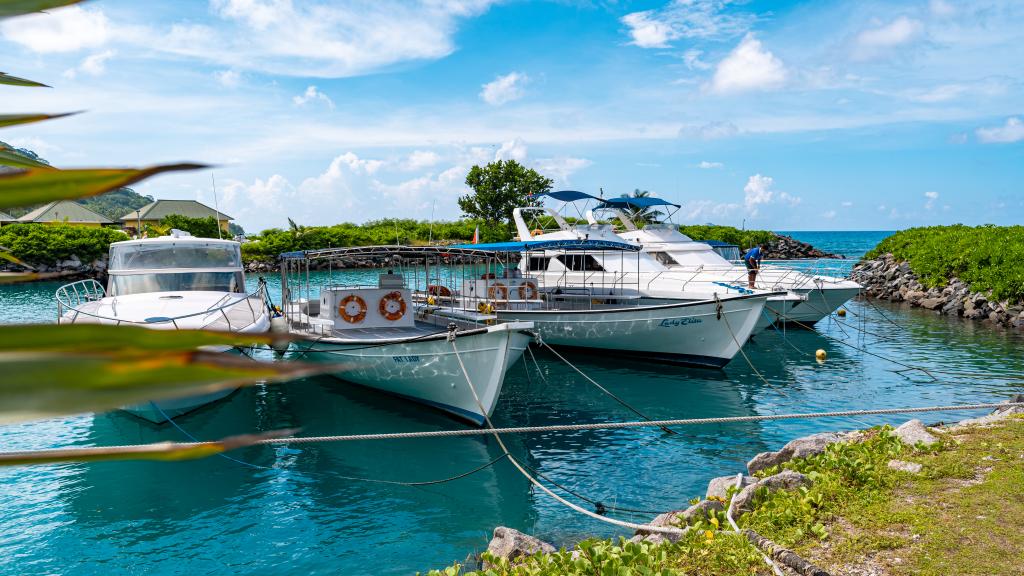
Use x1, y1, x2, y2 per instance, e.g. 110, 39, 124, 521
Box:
743, 244, 763, 288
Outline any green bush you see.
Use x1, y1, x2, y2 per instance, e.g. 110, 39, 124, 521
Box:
0, 224, 128, 264
677, 225, 775, 250
864, 225, 1024, 302
159, 214, 222, 238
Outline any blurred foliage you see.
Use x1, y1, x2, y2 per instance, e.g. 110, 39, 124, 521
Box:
0, 112, 78, 128
241, 218, 503, 261
0, 0, 83, 18
0, 164, 205, 210
0, 223, 127, 265
677, 224, 776, 250
865, 224, 1024, 302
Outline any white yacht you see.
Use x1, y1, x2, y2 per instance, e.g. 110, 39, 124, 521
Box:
279, 246, 534, 426
56, 230, 272, 422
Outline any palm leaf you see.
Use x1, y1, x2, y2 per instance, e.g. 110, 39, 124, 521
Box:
0, 245, 36, 269
0, 0, 84, 18
0, 429, 298, 466
0, 71, 48, 88
0, 272, 38, 283
0, 163, 208, 209
0, 144, 53, 169
0, 112, 79, 129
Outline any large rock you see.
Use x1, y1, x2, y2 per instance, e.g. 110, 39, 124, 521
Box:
920, 297, 945, 310
706, 474, 757, 499
634, 500, 721, 541
484, 527, 555, 567
728, 470, 812, 517
893, 419, 938, 447
747, 432, 846, 474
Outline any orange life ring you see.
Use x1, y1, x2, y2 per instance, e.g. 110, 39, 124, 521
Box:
487, 282, 508, 300
517, 282, 538, 300
379, 291, 407, 321
531, 228, 543, 237
427, 284, 452, 298
338, 294, 367, 324
481, 272, 496, 280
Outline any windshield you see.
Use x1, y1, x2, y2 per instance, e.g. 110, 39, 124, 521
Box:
110, 242, 241, 271
109, 271, 243, 296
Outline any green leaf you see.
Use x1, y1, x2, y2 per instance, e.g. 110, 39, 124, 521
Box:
0, 163, 208, 209
0, 429, 298, 466
0, 271, 39, 283
0, 324, 346, 424
0, 71, 48, 87
0, 0, 84, 19
0, 112, 79, 128
0, 144, 53, 169
0, 245, 36, 270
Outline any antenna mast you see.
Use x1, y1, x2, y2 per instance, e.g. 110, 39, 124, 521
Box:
211, 173, 223, 239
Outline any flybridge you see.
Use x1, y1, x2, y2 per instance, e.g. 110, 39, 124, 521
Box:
532, 190, 680, 209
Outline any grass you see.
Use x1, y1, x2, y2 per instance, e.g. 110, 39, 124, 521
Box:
422, 416, 1024, 576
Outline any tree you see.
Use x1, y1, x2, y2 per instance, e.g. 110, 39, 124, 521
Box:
621, 189, 665, 225
459, 160, 552, 240
160, 215, 221, 238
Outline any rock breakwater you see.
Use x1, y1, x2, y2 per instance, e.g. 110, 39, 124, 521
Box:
851, 253, 1024, 328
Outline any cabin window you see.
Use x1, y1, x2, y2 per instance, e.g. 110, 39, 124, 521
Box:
650, 251, 679, 266
526, 256, 549, 271
109, 271, 243, 296
110, 243, 242, 271
555, 254, 605, 271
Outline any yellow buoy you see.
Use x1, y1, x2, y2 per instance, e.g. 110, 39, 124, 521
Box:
837, 308, 847, 317
815, 349, 827, 361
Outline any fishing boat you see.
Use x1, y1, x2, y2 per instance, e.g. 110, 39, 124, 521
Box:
55, 230, 272, 423
278, 246, 534, 426
431, 239, 781, 368
516, 190, 858, 326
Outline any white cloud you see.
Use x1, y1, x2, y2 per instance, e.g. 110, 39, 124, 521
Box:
494, 138, 528, 162
293, 85, 334, 109
976, 117, 1024, 143
63, 50, 115, 79
534, 157, 592, 183
822, 210, 837, 219
841, 201, 854, 208
215, 70, 242, 88
698, 160, 723, 169
480, 72, 528, 106
743, 174, 800, 216
680, 121, 740, 140
924, 190, 939, 210
682, 49, 712, 70
708, 34, 787, 94
852, 16, 923, 60
331, 151, 385, 175
929, 0, 955, 17
621, 0, 753, 48
1, 6, 110, 53
681, 199, 741, 222
404, 150, 442, 170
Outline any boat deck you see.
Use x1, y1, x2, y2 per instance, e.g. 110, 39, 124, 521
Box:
204, 295, 266, 331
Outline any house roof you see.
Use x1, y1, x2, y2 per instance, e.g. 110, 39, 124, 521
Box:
17, 201, 114, 224
120, 199, 233, 222
0, 210, 15, 222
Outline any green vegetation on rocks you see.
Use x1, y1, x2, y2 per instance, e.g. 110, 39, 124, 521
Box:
0, 223, 127, 265
865, 225, 1024, 302
678, 224, 775, 250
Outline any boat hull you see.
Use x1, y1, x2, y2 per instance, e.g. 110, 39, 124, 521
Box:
495, 294, 768, 369
297, 323, 533, 425
766, 285, 862, 326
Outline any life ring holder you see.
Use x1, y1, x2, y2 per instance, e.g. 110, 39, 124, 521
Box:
517, 282, 538, 300
379, 291, 407, 321
487, 282, 508, 301
338, 294, 368, 324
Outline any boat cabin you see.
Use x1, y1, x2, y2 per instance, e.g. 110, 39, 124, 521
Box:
106, 230, 245, 296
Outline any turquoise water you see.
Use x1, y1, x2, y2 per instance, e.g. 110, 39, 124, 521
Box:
2, 232, 1024, 575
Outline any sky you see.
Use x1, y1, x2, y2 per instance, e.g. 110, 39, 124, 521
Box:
1, 0, 1022, 232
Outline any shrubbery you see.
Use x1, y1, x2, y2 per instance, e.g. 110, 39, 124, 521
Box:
677, 225, 775, 250
0, 224, 128, 264
865, 224, 1024, 302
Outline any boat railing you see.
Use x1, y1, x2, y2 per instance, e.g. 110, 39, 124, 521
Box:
55, 280, 268, 331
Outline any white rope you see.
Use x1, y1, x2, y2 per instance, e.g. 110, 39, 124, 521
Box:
449, 337, 688, 537
726, 473, 783, 576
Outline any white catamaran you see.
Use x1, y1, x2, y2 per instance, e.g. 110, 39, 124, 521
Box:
55, 230, 272, 422
279, 246, 534, 425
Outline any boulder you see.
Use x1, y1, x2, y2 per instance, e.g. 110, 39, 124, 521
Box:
484, 527, 555, 567
888, 459, 922, 474
635, 500, 721, 540
747, 432, 846, 474
728, 470, 812, 517
920, 297, 945, 310
893, 419, 938, 447
706, 474, 757, 499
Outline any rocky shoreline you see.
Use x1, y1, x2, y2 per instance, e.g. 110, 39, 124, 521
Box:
0, 255, 108, 282
473, 397, 1024, 575
765, 234, 844, 260
850, 253, 1024, 328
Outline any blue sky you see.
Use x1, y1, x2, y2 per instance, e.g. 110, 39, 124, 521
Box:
2, 0, 1022, 232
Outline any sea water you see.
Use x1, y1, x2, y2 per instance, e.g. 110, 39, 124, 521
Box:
1, 231, 1023, 575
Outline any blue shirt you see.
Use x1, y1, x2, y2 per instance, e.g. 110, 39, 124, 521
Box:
743, 246, 762, 262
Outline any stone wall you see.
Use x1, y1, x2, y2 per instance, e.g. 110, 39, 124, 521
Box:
850, 253, 1024, 328
766, 234, 844, 260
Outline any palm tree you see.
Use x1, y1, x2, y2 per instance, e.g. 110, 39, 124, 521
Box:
621, 189, 665, 225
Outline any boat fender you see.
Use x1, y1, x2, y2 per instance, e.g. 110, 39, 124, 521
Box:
379, 291, 407, 321
339, 294, 368, 324
517, 282, 537, 300
487, 282, 508, 301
